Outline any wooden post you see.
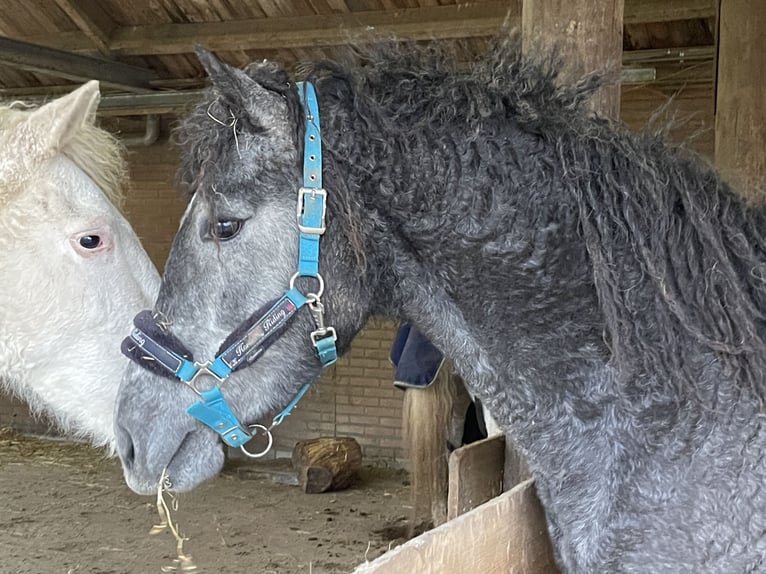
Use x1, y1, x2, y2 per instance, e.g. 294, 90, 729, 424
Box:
715, 0, 766, 198
522, 0, 625, 119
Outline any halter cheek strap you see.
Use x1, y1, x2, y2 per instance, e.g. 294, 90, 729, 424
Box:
122, 81, 337, 455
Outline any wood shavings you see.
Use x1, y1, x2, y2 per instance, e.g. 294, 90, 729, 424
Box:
150, 468, 197, 572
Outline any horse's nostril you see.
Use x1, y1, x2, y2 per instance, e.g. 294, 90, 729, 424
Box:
118, 426, 136, 470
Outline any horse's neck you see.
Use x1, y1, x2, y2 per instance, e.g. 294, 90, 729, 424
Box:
369, 206, 607, 398
361, 158, 606, 364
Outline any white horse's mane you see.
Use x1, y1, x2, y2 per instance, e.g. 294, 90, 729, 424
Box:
0, 103, 127, 209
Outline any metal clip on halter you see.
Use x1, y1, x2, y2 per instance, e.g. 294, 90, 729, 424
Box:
308, 297, 336, 344
302, 292, 337, 367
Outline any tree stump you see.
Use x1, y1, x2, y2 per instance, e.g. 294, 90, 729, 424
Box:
291, 437, 362, 494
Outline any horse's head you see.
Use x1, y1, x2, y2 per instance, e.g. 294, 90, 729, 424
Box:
0, 81, 160, 450
115, 49, 371, 494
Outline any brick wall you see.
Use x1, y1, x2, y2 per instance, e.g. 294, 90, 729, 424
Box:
0, 83, 715, 467
123, 140, 187, 269
266, 317, 404, 466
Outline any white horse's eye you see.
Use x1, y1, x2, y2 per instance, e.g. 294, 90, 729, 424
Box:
71, 227, 112, 256
78, 234, 102, 249
211, 219, 243, 241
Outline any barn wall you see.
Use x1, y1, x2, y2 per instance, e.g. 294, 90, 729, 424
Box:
621, 84, 715, 160
123, 139, 187, 269
0, 83, 714, 467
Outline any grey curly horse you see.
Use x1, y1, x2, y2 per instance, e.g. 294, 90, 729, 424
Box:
114, 39, 766, 572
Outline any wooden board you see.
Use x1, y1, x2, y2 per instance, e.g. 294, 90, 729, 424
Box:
715, 0, 765, 197
447, 434, 505, 520
352, 479, 559, 574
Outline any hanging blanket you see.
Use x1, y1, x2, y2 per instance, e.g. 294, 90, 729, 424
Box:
389, 323, 445, 390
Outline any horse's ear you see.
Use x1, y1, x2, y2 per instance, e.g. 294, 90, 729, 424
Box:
0, 81, 100, 201
195, 46, 262, 96
23, 80, 100, 152
194, 46, 280, 126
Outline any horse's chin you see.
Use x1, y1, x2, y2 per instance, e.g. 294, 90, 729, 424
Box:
123, 429, 225, 496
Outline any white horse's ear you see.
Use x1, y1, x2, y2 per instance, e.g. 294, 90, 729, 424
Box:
23, 80, 100, 153
0, 81, 100, 203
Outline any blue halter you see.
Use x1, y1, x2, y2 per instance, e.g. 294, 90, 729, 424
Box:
122, 81, 337, 457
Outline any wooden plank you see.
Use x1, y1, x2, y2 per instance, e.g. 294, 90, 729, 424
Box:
714, 0, 765, 197
622, 45, 714, 64
106, 2, 521, 55
16, 0, 716, 57
52, 0, 116, 54
0, 36, 157, 92
447, 434, 505, 520
504, 434, 531, 491
623, 0, 716, 23
352, 479, 559, 574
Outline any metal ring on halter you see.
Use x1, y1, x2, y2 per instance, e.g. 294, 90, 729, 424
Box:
239, 424, 274, 458
289, 272, 324, 299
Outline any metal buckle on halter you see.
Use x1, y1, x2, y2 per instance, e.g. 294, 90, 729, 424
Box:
296, 187, 327, 235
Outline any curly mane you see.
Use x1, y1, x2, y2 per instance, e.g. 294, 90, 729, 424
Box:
309, 39, 766, 399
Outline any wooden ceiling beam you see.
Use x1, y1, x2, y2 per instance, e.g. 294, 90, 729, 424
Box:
16, 0, 717, 57
623, 0, 716, 24
52, 0, 117, 55
0, 37, 158, 92
108, 2, 521, 55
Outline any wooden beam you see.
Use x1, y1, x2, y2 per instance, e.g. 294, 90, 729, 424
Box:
352, 479, 559, 574
622, 45, 715, 64
52, 0, 116, 55
0, 37, 158, 92
624, 0, 716, 24
715, 0, 766, 197
522, 0, 625, 119
17, 0, 716, 57
94, 89, 206, 116
107, 2, 521, 55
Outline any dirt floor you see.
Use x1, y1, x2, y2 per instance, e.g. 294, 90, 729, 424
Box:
0, 430, 413, 574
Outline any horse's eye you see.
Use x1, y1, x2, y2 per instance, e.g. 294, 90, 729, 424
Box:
78, 235, 101, 249
212, 219, 243, 241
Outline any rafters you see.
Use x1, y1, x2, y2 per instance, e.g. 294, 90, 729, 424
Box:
16, 0, 717, 57
0, 37, 158, 92
52, 0, 116, 55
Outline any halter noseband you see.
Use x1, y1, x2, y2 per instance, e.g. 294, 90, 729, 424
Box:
121, 82, 337, 458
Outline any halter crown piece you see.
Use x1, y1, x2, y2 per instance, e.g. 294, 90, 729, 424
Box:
121, 81, 337, 458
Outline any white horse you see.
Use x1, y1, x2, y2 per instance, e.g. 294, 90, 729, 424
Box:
0, 81, 160, 450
